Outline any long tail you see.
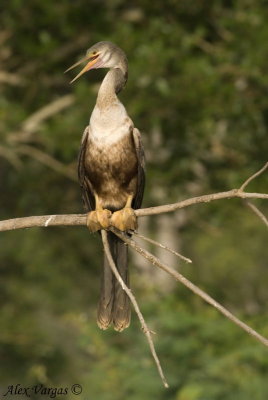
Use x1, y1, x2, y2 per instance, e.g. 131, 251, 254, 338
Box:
97, 231, 130, 331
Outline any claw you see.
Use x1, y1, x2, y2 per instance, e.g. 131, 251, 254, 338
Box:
87, 211, 101, 232
87, 209, 112, 232
111, 207, 137, 232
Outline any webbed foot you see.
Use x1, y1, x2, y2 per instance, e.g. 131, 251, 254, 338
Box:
87, 209, 112, 232
110, 207, 137, 232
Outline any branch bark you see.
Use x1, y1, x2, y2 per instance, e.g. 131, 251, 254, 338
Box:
136, 189, 268, 217
0, 189, 267, 232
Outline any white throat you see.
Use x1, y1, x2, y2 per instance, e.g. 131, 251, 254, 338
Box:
89, 101, 132, 146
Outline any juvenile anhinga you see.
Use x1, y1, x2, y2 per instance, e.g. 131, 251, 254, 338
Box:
66, 41, 145, 331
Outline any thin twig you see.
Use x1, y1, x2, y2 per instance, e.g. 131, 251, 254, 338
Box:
133, 230, 192, 264
112, 228, 268, 348
101, 230, 169, 388
240, 162, 268, 191
245, 201, 268, 228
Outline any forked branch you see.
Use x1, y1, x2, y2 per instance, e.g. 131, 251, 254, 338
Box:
112, 228, 268, 348
0, 162, 267, 387
1, 163, 267, 233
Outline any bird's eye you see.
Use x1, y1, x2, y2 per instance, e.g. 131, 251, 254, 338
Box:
90, 51, 99, 61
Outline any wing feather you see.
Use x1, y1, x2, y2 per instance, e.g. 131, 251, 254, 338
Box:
78, 126, 95, 211
132, 127, 145, 209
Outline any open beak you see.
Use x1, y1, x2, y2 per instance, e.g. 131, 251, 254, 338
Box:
65, 54, 100, 83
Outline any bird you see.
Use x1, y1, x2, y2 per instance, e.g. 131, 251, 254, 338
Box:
66, 41, 145, 331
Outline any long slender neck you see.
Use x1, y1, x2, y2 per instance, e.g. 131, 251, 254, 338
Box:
96, 64, 128, 108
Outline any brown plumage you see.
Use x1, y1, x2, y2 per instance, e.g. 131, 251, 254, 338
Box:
67, 41, 145, 331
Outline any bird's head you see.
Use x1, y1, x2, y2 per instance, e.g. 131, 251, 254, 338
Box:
65, 41, 127, 84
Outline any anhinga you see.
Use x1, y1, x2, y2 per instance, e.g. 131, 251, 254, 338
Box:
66, 42, 145, 331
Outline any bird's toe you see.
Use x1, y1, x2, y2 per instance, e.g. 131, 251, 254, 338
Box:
87, 209, 112, 232
96, 209, 112, 229
86, 211, 102, 232
111, 207, 137, 232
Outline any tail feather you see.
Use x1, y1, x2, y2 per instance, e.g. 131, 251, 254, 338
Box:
97, 232, 130, 331
113, 237, 130, 331
97, 253, 114, 330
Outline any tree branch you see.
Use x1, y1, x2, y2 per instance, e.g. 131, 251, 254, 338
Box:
101, 230, 169, 388
133, 230, 192, 264
15, 144, 76, 181
240, 162, 268, 191
0, 162, 267, 385
0, 214, 85, 232
1, 189, 267, 232
245, 201, 268, 228
112, 228, 268, 348
135, 189, 268, 218
7, 95, 75, 144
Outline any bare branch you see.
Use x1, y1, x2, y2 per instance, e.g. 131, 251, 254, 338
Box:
0, 163, 266, 230
0, 162, 267, 384
133, 230, 192, 264
0, 71, 25, 86
2, 95, 77, 180
112, 229, 268, 348
136, 189, 268, 218
0, 214, 85, 232
7, 95, 75, 144
1, 187, 268, 233
101, 230, 169, 388
136, 161, 268, 217
245, 201, 268, 228
240, 162, 268, 191
0, 145, 22, 169
15, 144, 77, 181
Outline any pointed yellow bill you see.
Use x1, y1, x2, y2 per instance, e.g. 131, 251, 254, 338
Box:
65, 54, 100, 83
64, 56, 89, 73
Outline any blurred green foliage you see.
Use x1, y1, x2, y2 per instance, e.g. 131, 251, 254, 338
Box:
0, 0, 268, 398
